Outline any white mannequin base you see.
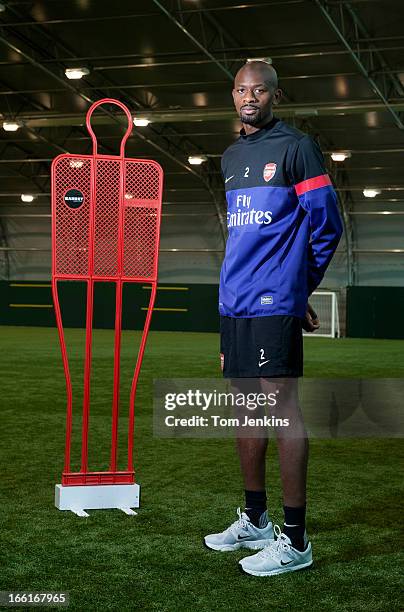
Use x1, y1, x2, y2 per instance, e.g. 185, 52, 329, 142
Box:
55, 483, 140, 517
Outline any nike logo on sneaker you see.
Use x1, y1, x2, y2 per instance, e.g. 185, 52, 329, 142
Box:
280, 560, 294, 566
258, 360, 270, 367
225, 175, 234, 183
237, 534, 253, 541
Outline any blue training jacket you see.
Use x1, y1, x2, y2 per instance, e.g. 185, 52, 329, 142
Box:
219, 117, 344, 319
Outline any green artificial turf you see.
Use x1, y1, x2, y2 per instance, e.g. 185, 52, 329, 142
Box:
1, 326, 403, 612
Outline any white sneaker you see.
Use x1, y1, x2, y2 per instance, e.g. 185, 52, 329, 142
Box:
239, 525, 313, 576
204, 507, 274, 552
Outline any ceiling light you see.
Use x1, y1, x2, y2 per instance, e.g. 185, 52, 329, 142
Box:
363, 188, 381, 198
331, 151, 351, 162
3, 120, 21, 132
246, 57, 272, 64
21, 194, 35, 203
65, 67, 90, 80
0, 3, 6, 12
188, 155, 207, 165
133, 117, 150, 127
69, 159, 84, 169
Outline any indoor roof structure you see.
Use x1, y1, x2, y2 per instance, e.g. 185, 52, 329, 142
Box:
0, 0, 403, 283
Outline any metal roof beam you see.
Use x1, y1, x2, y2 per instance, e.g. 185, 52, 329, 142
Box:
0, 10, 207, 176
4, 99, 404, 128
0, 1, 382, 28
152, 0, 238, 80
0, 27, 214, 175
2, 145, 404, 165
314, 0, 404, 130
0, 5, 228, 240
3, 45, 404, 70
5, 69, 404, 97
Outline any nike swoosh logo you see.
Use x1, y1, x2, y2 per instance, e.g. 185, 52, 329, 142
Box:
237, 535, 253, 540
225, 175, 234, 183
258, 360, 270, 367
280, 560, 293, 566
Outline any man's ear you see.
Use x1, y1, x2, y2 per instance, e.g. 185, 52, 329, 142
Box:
272, 88, 283, 106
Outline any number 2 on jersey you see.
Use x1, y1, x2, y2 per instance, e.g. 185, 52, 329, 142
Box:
244, 166, 249, 177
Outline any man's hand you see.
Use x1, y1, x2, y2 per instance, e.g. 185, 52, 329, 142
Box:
302, 302, 320, 332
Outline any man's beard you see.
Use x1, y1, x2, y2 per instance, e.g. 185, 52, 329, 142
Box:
239, 108, 262, 125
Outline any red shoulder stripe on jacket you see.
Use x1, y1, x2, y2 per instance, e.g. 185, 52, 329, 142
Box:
294, 174, 332, 196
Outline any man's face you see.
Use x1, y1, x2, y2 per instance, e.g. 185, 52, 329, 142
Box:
232, 67, 280, 126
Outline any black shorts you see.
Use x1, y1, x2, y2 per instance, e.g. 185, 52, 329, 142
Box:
220, 315, 303, 378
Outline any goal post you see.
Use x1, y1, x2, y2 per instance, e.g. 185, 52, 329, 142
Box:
304, 290, 340, 338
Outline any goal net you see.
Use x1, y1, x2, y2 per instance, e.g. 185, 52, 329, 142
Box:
304, 290, 340, 338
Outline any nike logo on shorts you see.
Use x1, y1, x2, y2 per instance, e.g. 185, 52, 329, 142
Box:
258, 360, 270, 367
225, 175, 234, 183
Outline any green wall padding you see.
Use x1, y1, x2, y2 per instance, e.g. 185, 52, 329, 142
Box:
0, 281, 219, 333
4, 282, 404, 339
347, 286, 404, 339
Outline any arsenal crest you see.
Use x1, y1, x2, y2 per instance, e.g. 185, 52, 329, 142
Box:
263, 162, 277, 182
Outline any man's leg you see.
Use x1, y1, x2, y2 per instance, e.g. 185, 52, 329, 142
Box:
231, 377, 269, 527
236, 436, 268, 526
236, 437, 268, 491
204, 402, 274, 551
238, 376, 312, 576
262, 377, 309, 550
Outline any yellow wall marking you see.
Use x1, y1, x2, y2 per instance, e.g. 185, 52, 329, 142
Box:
10, 283, 52, 288
142, 286, 189, 291
140, 307, 188, 312
9, 304, 53, 308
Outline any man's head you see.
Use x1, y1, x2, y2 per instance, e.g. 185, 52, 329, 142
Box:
232, 61, 282, 128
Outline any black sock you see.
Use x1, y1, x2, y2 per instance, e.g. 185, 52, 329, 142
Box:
244, 490, 267, 527
283, 505, 307, 551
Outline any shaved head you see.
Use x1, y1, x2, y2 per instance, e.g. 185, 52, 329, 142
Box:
235, 61, 279, 90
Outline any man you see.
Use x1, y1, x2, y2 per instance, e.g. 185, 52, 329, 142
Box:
204, 61, 343, 576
